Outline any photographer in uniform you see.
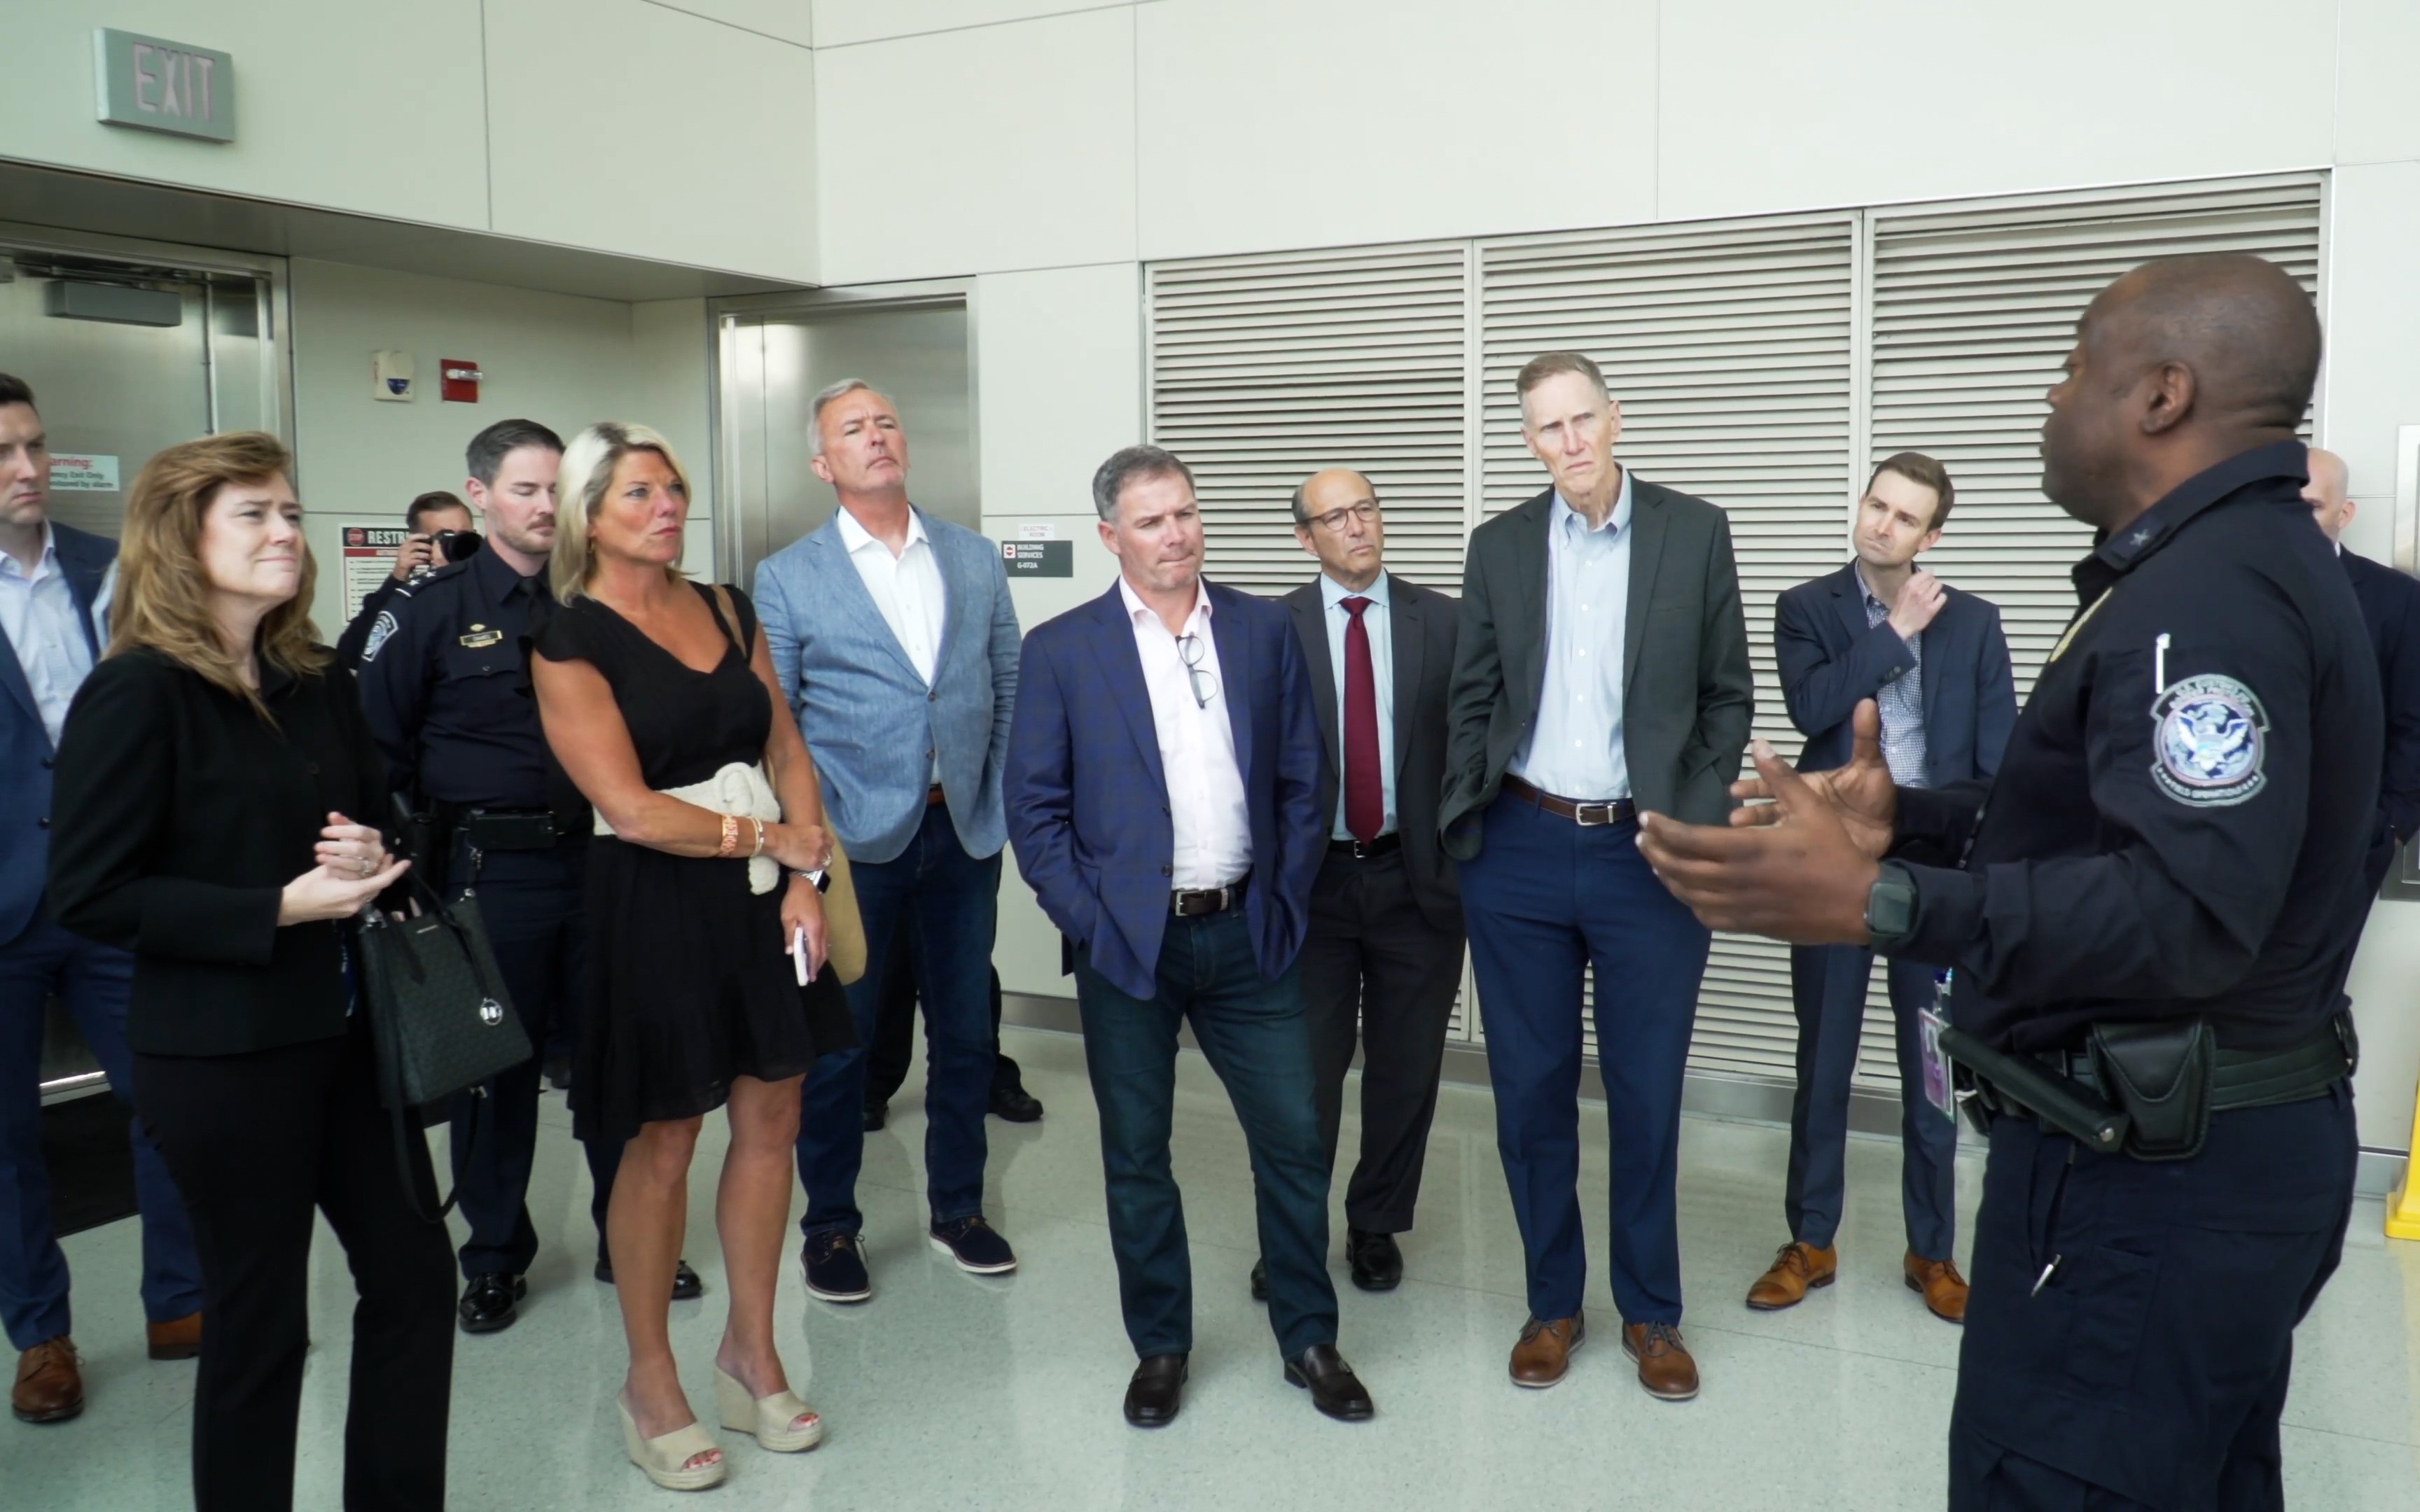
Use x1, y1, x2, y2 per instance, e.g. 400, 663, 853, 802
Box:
1637, 253, 2377, 1511
359, 419, 701, 1335
336, 491, 477, 665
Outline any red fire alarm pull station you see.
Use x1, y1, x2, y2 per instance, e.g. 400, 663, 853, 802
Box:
439, 359, 482, 403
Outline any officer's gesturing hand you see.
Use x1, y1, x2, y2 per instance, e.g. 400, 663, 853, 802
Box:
1728, 698, 1896, 859
1636, 728, 1880, 944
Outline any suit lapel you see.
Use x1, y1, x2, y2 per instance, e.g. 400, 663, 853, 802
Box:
1622, 476, 1671, 696
1505, 496, 1552, 710
0, 620, 37, 732
1389, 587, 1421, 777
1919, 587, 1947, 736
1832, 563, 1872, 650
1290, 587, 1340, 774
1083, 585, 1169, 789
814, 524, 922, 683
60, 531, 109, 657
1209, 583, 1255, 774
926, 517, 978, 678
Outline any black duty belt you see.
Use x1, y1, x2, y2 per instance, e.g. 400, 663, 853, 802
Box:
1328, 834, 1400, 859
1173, 875, 1249, 918
457, 807, 571, 853
1501, 775, 1636, 827
2029, 1025, 2352, 1112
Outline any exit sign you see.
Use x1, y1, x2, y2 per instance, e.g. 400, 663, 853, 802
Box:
94, 29, 234, 144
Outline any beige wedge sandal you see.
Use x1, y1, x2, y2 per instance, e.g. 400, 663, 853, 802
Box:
618, 1393, 727, 1491
714, 1366, 825, 1452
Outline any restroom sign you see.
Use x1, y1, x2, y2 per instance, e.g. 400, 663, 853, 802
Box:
94, 29, 235, 144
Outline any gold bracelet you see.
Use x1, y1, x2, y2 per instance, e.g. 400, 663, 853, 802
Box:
717, 812, 739, 857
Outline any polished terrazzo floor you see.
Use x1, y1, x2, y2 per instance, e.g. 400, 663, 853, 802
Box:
16, 1024, 2420, 1508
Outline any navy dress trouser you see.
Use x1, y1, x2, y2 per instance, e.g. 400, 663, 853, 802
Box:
1073, 908, 1338, 1362
1948, 1084, 2356, 1511
0, 914, 202, 1348
1459, 793, 1711, 1326
1785, 944, 1959, 1260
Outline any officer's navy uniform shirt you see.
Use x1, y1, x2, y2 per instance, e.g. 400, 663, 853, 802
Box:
1889, 441, 2381, 1055
356, 544, 558, 811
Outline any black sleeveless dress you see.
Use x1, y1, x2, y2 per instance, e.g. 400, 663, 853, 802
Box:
531, 582, 856, 1145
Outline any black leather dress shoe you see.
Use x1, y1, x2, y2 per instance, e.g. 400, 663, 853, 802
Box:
457, 1273, 527, 1334
863, 1099, 887, 1133
989, 1083, 1044, 1123
593, 1258, 705, 1301
1249, 1258, 1269, 1301
1284, 1343, 1375, 1422
1123, 1353, 1188, 1427
1347, 1228, 1403, 1292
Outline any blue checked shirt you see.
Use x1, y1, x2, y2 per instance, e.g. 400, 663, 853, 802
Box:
1861, 578, 1930, 789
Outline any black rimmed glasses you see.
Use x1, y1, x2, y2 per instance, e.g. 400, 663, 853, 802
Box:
1305, 501, 1381, 534
1176, 633, 1219, 709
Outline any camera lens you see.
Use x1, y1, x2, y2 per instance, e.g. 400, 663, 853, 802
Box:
431, 529, 483, 564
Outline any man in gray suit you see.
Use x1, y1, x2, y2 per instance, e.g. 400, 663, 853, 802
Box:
755, 380, 1023, 1303
1271, 469, 1463, 1301
1441, 351, 1752, 1401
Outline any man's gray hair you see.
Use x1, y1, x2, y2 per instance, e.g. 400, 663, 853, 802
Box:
1091, 444, 1195, 523
809, 377, 895, 458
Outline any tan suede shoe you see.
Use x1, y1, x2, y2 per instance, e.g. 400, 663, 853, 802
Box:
1746, 1241, 1838, 1310
1508, 1312, 1584, 1389
12, 1337, 83, 1424
1905, 1252, 1970, 1322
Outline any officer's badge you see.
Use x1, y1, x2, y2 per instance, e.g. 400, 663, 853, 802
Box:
2150, 673, 2267, 806
361, 610, 398, 663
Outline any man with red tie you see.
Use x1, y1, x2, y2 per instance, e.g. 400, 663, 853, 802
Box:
1273, 469, 1463, 1298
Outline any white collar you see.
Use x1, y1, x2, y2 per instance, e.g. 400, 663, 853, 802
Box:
0, 519, 58, 582
1119, 574, 1211, 634
834, 502, 927, 559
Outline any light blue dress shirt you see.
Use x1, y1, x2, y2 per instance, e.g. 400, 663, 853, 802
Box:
1510, 470, 1633, 801
1859, 573, 1930, 788
0, 522, 97, 748
1319, 569, 1396, 839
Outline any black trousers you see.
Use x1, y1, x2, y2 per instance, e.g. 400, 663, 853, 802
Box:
1948, 1083, 2357, 1511
862, 920, 1024, 1106
448, 838, 618, 1275
1298, 847, 1463, 1234
130, 1021, 456, 1512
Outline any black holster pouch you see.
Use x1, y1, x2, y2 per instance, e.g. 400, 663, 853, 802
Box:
393, 791, 454, 895
2089, 1016, 2216, 1163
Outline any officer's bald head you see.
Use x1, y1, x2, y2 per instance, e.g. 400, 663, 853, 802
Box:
2085, 254, 2321, 432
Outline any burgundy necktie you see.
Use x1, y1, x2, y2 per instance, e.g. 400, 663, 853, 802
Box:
1341, 596, 1382, 843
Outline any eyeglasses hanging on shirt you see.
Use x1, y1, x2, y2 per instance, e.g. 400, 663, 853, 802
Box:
1176, 632, 1219, 710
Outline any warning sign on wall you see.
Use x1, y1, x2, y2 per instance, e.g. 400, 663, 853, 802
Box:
340, 524, 408, 622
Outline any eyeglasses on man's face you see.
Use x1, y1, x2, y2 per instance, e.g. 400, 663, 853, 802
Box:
1176, 632, 1219, 710
1303, 501, 1380, 534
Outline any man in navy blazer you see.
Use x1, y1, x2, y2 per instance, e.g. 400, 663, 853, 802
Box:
754, 380, 1025, 1301
1006, 445, 1372, 1429
0, 374, 200, 1423
1748, 453, 2013, 1325
2304, 447, 2420, 895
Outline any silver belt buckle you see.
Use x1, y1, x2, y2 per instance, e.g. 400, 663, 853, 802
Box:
1574, 801, 1616, 827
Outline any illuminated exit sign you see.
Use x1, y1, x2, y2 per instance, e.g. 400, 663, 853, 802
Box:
94, 29, 235, 144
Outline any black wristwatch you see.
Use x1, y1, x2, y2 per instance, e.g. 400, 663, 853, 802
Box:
1863, 861, 1919, 953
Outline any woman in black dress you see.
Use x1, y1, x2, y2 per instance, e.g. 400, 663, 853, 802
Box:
530, 422, 854, 1492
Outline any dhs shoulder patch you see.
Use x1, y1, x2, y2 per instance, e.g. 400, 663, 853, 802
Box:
361, 610, 400, 663
2150, 673, 2268, 807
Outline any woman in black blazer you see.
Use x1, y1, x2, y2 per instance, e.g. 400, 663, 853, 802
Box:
46, 433, 454, 1512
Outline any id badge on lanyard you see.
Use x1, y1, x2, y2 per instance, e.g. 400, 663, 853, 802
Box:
1919, 969, 1956, 1121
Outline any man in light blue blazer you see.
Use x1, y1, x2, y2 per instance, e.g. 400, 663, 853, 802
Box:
755, 379, 1024, 1303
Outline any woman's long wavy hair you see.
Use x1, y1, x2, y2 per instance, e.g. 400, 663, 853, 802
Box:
109, 430, 327, 721
549, 421, 690, 603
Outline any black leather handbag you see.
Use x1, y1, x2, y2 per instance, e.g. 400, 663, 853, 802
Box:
356, 879, 531, 1223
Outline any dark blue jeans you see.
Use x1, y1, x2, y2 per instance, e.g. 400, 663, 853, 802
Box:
0, 913, 202, 1348
448, 836, 618, 1276
796, 804, 999, 1238
1786, 944, 1959, 1259
1074, 908, 1337, 1361
1460, 793, 1710, 1326
1949, 1084, 2356, 1510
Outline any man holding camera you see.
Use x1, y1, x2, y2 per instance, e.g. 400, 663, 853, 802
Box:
336, 490, 477, 665
359, 419, 701, 1334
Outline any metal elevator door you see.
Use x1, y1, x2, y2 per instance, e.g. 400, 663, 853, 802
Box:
715, 288, 978, 590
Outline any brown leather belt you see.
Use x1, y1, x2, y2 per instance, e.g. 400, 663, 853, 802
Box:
1172, 875, 1249, 917
1501, 775, 1636, 827
926, 784, 946, 808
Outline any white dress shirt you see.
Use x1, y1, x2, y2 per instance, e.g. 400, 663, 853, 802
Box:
835, 503, 947, 779
1121, 577, 1252, 888
1320, 569, 1396, 839
1510, 471, 1634, 799
0, 522, 97, 748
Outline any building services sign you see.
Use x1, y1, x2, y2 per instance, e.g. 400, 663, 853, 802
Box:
94, 29, 234, 144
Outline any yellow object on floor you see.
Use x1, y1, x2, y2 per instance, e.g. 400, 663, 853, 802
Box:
2386, 1075, 2420, 1241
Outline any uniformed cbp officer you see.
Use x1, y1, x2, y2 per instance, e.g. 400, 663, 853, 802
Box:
1637, 252, 2378, 1510
360, 417, 702, 1334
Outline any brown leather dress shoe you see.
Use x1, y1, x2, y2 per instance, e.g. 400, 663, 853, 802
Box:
1508, 1312, 1584, 1389
1905, 1252, 1969, 1322
147, 1312, 203, 1361
1746, 1241, 1838, 1310
1622, 1322, 1700, 1401
12, 1337, 84, 1424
